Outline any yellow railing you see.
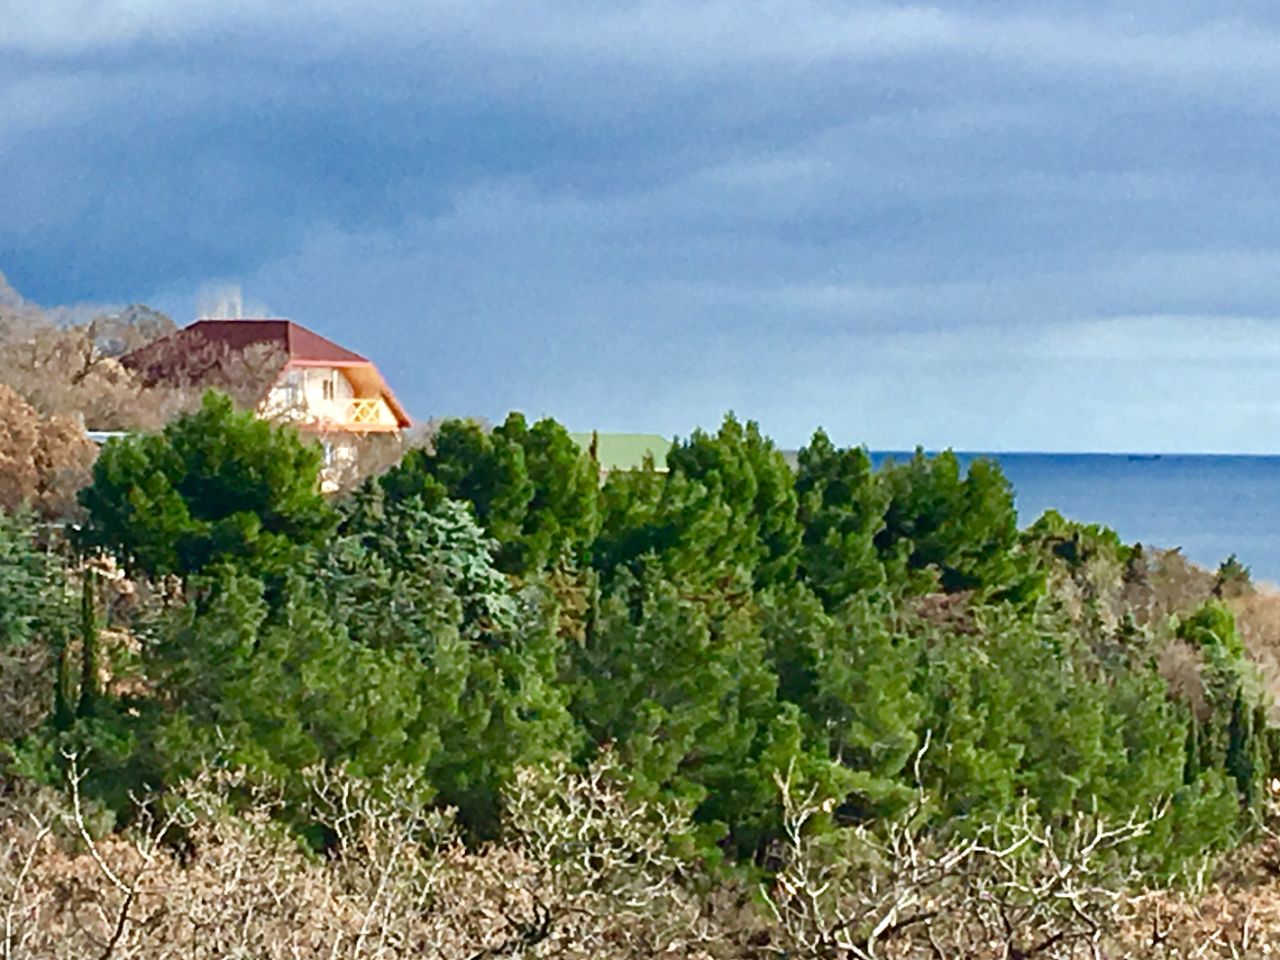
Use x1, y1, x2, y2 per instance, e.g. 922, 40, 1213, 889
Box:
266, 396, 391, 431
346, 398, 383, 425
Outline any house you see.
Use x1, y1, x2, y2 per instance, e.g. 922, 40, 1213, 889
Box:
120, 318, 410, 484
569, 432, 671, 475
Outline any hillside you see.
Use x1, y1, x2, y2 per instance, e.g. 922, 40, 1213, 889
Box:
4, 270, 1280, 955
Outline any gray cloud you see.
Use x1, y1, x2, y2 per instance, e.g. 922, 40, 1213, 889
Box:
6, 2, 1280, 450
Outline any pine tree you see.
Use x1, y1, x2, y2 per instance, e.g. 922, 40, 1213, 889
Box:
78, 391, 336, 579
379, 416, 534, 566
794, 429, 887, 607
567, 568, 829, 855
491, 413, 599, 573
666, 414, 801, 587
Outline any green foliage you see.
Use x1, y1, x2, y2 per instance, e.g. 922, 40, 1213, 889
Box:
78, 391, 336, 578
329, 489, 517, 646
9, 406, 1275, 882
794, 430, 887, 607
567, 568, 843, 857
379, 413, 597, 574
0, 511, 67, 649
912, 606, 1243, 873
761, 585, 920, 816
593, 460, 740, 592
877, 450, 1032, 598
1178, 600, 1246, 661
493, 413, 599, 572
665, 415, 800, 587
1214, 553, 1253, 599
794, 435, 1035, 603
1176, 601, 1273, 813
1023, 509, 1132, 576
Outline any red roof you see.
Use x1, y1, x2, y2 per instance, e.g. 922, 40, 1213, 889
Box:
120, 318, 411, 428
183, 319, 370, 364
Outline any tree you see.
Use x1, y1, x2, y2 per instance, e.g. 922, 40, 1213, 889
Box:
492, 413, 599, 573
0, 511, 69, 651
666, 414, 801, 588
0, 303, 184, 431
78, 391, 337, 579
0, 384, 96, 520
592, 459, 739, 593
379, 417, 532, 563
326, 490, 578, 834
762, 585, 921, 817
794, 429, 887, 607
378, 413, 598, 575
877, 449, 1033, 598
567, 567, 845, 856
0, 512, 79, 751
1214, 553, 1253, 600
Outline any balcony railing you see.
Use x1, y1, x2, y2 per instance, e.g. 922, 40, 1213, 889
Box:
266, 396, 392, 431
345, 398, 384, 425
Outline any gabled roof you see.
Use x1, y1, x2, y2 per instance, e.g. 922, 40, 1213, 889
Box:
120, 318, 411, 428
156, 319, 370, 365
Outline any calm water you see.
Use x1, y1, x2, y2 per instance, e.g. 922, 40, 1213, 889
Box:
871, 453, 1280, 583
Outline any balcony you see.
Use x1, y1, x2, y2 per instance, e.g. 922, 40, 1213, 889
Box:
268, 397, 397, 433
345, 398, 385, 426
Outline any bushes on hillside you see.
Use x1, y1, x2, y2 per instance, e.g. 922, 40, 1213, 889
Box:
78, 392, 337, 579
1, 398, 1275, 888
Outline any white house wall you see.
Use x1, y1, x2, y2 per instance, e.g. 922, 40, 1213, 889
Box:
260, 366, 399, 429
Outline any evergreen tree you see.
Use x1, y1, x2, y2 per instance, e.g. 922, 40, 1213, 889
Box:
0, 510, 67, 649
794, 429, 887, 607
379, 413, 597, 575
592, 460, 741, 594
761, 584, 920, 816
380, 417, 533, 553
567, 568, 840, 855
328, 490, 576, 834
492, 413, 599, 573
666, 415, 801, 587
877, 449, 1031, 597
78, 391, 336, 579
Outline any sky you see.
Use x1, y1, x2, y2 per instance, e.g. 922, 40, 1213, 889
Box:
6, 2, 1280, 452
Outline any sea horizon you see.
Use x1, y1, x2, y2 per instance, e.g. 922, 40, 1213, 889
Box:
862, 451, 1280, 583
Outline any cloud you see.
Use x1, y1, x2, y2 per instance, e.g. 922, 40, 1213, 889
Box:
1035, 315, 1280, 363
8, 2, 1280, 450
10, 2, 1280, 87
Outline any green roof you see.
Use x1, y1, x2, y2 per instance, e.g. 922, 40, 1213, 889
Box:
569, 432, 671, 472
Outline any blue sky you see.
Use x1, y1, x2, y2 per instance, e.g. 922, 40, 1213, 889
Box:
6, 2, 1280, 452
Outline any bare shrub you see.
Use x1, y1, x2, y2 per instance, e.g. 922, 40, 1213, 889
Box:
1110, 790, 1280, 958
125, 337, 288, 414
0, 752, 731, 960
763, 737, 1165, 959
6, 747, 1256, 960
1228, 587, 1280, 721
0, 385, 96, 520
456, 754, 723, 958
1158, 638, 1210, 722
1144, 549, 1217, 623
0, 324, 167, 431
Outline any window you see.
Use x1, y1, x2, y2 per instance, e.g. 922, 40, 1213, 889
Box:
283, 369, 303, 407
322, 372, 337, 401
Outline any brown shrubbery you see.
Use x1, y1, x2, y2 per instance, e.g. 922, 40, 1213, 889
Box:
1, 755, 733, 960
10, 752, 1280, 959
0, 385, 97, 520
0, 304, 185, 432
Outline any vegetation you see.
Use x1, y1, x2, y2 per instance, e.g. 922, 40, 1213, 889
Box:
2, 294, 1280, 952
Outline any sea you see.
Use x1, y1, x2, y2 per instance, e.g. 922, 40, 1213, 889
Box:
871, 453, 1280, 584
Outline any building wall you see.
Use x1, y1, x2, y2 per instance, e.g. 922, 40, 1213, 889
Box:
260, 365, 399, 430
